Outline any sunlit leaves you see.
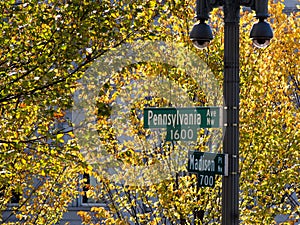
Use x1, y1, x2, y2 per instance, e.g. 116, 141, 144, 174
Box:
1, 0, 299, 224
239, 1, 300, 223
1, 0, 180, 223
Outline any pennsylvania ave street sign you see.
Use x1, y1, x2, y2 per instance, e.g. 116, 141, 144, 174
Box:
144, 107, 221, 129
143, 107, 222, 141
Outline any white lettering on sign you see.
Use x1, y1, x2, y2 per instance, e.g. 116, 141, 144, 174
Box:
206, 109, 218, 126
207, 109, 217, 117
206, 109, 210, 117
147, 110, 201, 128
207, 117, 215, 126
189, 154, 215, 172
148, 110, 153, 127
199, 174, 214, 187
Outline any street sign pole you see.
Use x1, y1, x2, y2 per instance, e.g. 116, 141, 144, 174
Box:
222, 1, 240, 224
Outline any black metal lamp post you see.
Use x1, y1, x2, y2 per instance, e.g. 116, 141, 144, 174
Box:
190, 0, 273, 224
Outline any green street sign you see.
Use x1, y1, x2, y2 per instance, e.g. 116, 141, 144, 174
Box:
166, 126, 198, 141
144, 107, 221, 129
197, 173, 215, 187
187, 151, 228, 176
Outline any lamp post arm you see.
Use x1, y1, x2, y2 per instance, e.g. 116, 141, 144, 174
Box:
195, 0, 224, 21
195, 0, 210, 21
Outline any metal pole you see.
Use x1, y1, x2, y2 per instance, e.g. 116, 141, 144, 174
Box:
222, 0, 240, 224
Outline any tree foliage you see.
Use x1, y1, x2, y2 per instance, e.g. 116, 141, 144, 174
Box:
0, 0, 299, 224
0, 0, 166, 224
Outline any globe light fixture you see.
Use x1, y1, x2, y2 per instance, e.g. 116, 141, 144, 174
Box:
250, 19, 274, 48
190, 21, 213, 49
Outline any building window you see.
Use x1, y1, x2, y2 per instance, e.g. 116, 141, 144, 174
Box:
82, 174, 103, 205
0, 187, 20, 205
10, 190, 20, 204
